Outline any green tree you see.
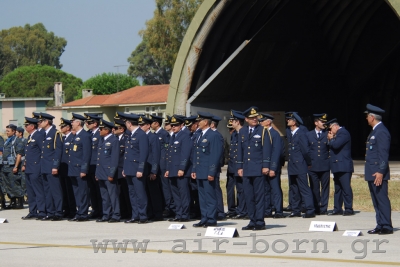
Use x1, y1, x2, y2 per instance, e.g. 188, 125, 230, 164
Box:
79, 72, 140, 98
0, 65, 82, 105
128, 40, 171, 85
128, 0, 203, 84
0, 23, 66, 79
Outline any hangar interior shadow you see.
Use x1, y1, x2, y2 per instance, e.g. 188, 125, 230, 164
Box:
189, 0, 400, 159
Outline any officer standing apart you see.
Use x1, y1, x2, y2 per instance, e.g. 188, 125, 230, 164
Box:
95, 119, 120, 223
306, 113, 330, 215
286, 112, 315, 218
122, 114, 150, 224
165, 115, 192, 222
259, 113, 285, 219
38, 113, 63, 221
21, 117, 46, 220
68, 113, 92, 222
191, 112, 223, 228
325, 118, 354, 216
364, 104, 393, 235
237, 107, 271, 230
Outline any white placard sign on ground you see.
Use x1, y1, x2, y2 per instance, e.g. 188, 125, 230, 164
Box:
0, 218, 9, 223
205, 227, 239, 238
309, 221, 338, 232
343, 230, 362, 236
168, 224, 186, 230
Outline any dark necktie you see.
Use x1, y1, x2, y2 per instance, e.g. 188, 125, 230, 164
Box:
249, 128, 253, 138
317, 132, 321, 139
197, 132, 203, 144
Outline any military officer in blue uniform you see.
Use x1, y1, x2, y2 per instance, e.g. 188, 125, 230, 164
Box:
284, 111, 308, 212
364, 104, 393, 235
185, 115, 201, 219
306, 113, 330, 215
228, 111, 248, 219
2, 124, 25, 209
38, 113, 63, 220
150, 115, 175, 218
95, 119, 120, 223
259, 113, 285, 219
165, 115, 192, 222
191, 112, 223, 227
286, 112, 315, 218
210, 115, 226, 220
59, 118, 77, 218
325, 118, 354, 216
21, 117, 46, 220
237, 106, 272, 230
68, 113, 92, 222
122, 114, 150, 224
113, 118, 132, 219
138, 115, 163, 221
84, 113, 103, 219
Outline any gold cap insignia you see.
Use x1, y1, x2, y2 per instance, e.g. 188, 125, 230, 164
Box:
171, 117, 176, 123
250, 108, 256, 115
138, 117, 143, 122
100, 120, 103, 125
322, 114, 327, 120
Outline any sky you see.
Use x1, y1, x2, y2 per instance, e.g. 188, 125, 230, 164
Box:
0, 0, 156, 81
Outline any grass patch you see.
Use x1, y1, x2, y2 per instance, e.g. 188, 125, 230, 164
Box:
219, 176, 400, 212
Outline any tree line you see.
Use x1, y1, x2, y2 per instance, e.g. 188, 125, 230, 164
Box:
0, 0, 204, 103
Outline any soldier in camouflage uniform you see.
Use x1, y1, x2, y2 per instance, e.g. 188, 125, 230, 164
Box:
16, 127, 27, 200
0, 134, 5, 209
2, 124, 25, 209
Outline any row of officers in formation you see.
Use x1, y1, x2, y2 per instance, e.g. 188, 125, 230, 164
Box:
0, 104, 393, 234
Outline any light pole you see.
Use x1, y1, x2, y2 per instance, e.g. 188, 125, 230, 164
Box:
113, 65, 128, 92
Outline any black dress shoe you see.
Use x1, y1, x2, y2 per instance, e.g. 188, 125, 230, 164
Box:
138, 220, 149, 224
343, 211, 355, 216
68, 217, 78, 222
108, 218, 120, 223
287, 213, 301, 218
254, 225, 266, 231
51, 216, 63, 221
367, 228, 381, 234
36, 216, 45, 220
264, 214, 273, 218
273, 213, 285, 219
76, 217, 88, 222
303, 213, 316, 218
379, 228, 393, 235
193, 222, 206, 228
283, 206, 292, 212
21, 214, 37, 220
96, 218, 109, 222
204, 223, 217, 227
318, 211, 328, 215
225, 212, 237, 218
124, 219, 139, 223
41, 216, 54, 221
328, 210, 343, 216
242, 225, 254, 230
168, 218, 180, 222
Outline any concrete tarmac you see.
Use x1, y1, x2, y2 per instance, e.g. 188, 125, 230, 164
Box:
1, 160, 399, 266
